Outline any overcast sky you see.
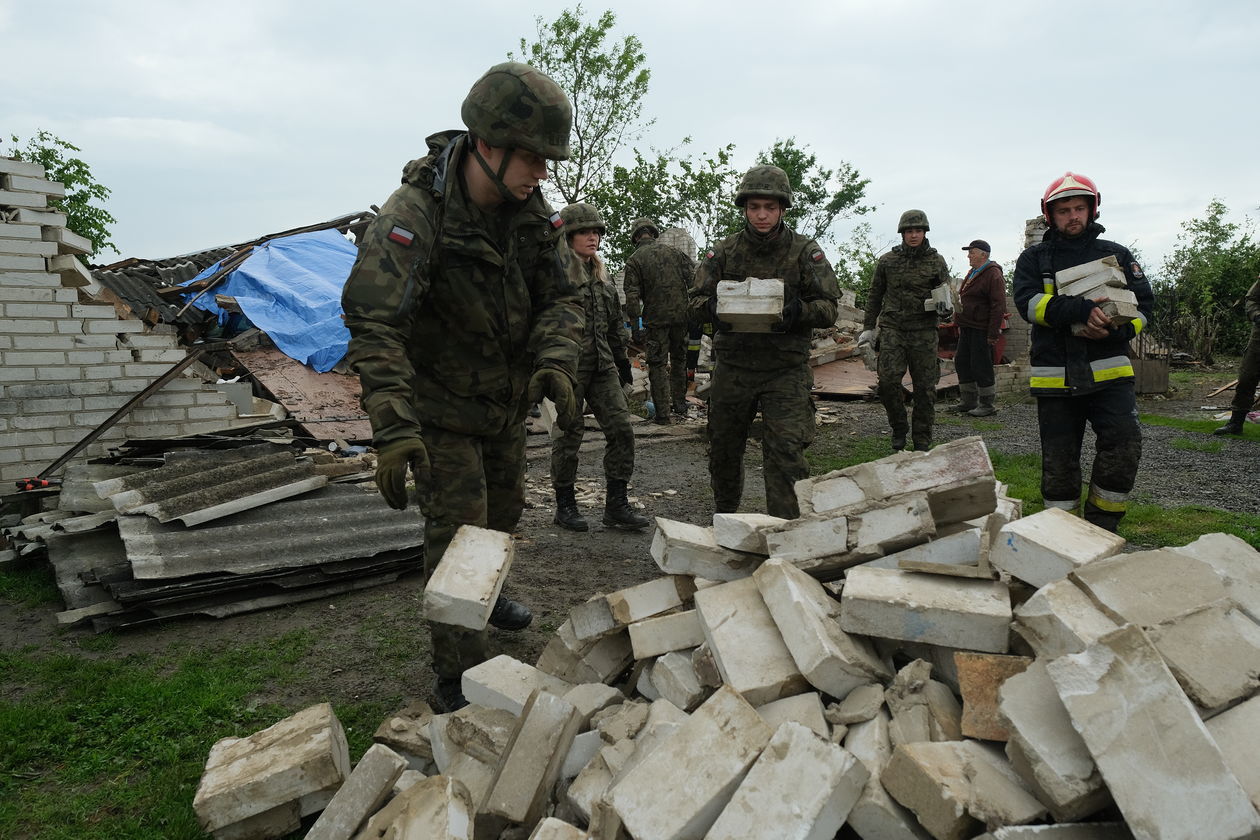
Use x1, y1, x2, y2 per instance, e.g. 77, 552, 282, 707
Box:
4, 0, 1257, 278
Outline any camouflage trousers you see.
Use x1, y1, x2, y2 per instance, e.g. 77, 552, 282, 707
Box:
877, 327, 940, 444
551, 364, 636, 487
707, 361, 815, 520
646, 323, 688, 417
1037, 383, 1141, 533
1232, 324, 1260, 412
419, 419, 527, 680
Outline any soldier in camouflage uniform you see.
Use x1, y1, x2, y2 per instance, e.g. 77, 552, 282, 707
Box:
341, 63, 583, 711
624, 217, 696, 424
861, 209, 952, 452
689, 165, 840, 519
551, 202, 650, 532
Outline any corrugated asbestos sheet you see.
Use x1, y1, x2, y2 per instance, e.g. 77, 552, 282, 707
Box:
118, 484, 423, 579
93, 256, 228, 326
93, 443, 327, 526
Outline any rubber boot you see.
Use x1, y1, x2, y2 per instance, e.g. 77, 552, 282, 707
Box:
968, 385, 997, 417
953, 382, 978, 413
434, 677, 468, 712
553, 485, 589, 531
671, 399, 688, 418
488, 595, 532, 631
603, 478, 650, 530
911, 437, 933, 452
890, 429, 908, 452
1213, 409, 1247, 436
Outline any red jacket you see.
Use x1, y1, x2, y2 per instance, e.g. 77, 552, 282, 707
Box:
955, 261, 1006, 340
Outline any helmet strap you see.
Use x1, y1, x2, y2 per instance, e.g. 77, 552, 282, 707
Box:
470, 137, 521, 204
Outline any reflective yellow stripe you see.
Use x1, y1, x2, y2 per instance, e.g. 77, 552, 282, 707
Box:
1029, 293, 1053, 326
1044, 499, 1079, 512
1131, 314, 1147, 335
1029, 376, 1067, 388
1042, 282, 1054, 294
1093, 364, 1134, 382
1087, 489, 1127, 512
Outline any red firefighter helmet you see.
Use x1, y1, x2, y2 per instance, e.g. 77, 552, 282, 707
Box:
1041, 172, 1101, 222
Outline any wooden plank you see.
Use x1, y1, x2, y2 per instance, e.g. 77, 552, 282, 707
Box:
232, 346, 371, 441
1207, 379, 1239, 399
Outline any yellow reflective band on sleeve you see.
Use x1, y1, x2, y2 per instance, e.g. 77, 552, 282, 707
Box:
1043, 282, 1054, 294
1029, 366, 1066, 389
1091, 355, 1134, 383
1028, 293, 1053, 326
1131, 314, 1147, 335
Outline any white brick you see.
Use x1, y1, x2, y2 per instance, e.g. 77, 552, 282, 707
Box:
1071, 548, 1228, 627
609, 685, 774, 840
47, 254, 93, 287
695, 575, 808, 705
461, 654, 573, 716
1205, 694, 1260, 814
87, 321, 146, 335
998, 660, 1108, 822
0, 157, 44, 178
43, 225, 93, 256
716, 277, 785, 332
0, 222, 42, 238
712, 512, 786, 554
124, 363, 180, 377
1047, 624, 1260, 840
12, 208, 67, 226
305, 743, 405, 840
423, 525, 513, 630
135, 348, 189, 364
0, 239, 57, 257
628, 609, 704, 659
989, 507, 1125, 588
650, 517, 760, 581
2, 174, 65, 196
707, 722, 869, 840
649, 650, 708, 711
1171, 532, 1260, 623
839, 567, 1012, 653
753, 558, 891, 697
83, 365, 124, 380
0, 318, 55, 334
1012, 578, 1120, 659
21, 397, 82, 413
1147, 599, 1260, 713
844, 711, 933, 840
0, 189, 47, 208
763, 512, 849, 567
389, 775, 474, 839
756, 691, 829, 738
0, 366, 36, 382
0, 254, 46, 271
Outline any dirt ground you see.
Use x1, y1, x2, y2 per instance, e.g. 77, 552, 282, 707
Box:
2, 376, 1255, 714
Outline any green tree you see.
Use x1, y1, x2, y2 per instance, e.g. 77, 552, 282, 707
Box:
755, 138, 874, 248
7, 130, 118, 258
831, 222, 883, 306
1155, 200, 1260, 362
512, 5, 651, 206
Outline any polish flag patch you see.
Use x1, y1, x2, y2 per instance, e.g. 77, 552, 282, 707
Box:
387, 226, 415, 246
811, 249, 825, 262
705, 249, 716, 260
549, 212, 564, 229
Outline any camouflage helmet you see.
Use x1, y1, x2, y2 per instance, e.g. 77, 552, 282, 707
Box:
897, 209, 930, 232
735, 165, 793, 208
630, 217, 660, 241
461, 62, 573, 161
561, 202, 606, 235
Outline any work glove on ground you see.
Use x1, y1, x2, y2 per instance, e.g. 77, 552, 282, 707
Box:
375, 437, 430, 511
528, 368, 580, 431
615, 357, 633, 386
772, 298, 802, 333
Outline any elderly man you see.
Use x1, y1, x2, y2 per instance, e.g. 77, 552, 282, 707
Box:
952, 239, 1007, 416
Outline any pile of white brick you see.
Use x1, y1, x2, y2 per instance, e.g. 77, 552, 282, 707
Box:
192, 436, 1260, 840
1, 156, 258, 483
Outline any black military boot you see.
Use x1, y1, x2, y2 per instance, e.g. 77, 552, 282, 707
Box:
434, 677, 468, 712
1213, 409, 1247, 436
488, 595, 532, 631
911, 437, 933, 451
671, 399, 688, 418
890, 429, 908, 451
553, 485, 588, 531
603, 478, 650, 530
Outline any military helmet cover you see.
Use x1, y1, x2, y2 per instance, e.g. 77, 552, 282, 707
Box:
898, 209, 930, 232
735, 165, 793, 208
461, 62, 573, 161
630, 216, 660, 240
561, 202, 606, 235
1041, 171, 1101, 222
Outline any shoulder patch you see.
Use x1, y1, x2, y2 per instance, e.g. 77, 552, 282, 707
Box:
810, 248, 825, 263
1131, 262, 1144, 279
705, 249, 716, 260
549, 211, 564, 230
387, 225, 415, 246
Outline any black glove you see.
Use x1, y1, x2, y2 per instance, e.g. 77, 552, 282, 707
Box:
375, 438, 430, 511
527, 368, 579, 431
615, 357, 633, 386
708, 296, 732, 332
772, 298, 802, 333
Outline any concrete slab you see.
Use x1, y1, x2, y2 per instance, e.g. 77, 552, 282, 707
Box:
461, 654, 573, 716
628, 609, 704, 660
649, 649, 708, 711
989, 508, 1125, 588
840, 566, 1012, 653
650, 517, 761, 581
757, 691, 829, 738
1171, 533, 1260, 623
713, 511, 786, 554
1047, 624, 1260, 840
1205, 694, 1260, 814
305, 743, 405, 840
707, 721, 869, 840
389, 775, 474, 839
694, 575, 809, 705
1012, 578, 1119, 659
422, 524, 512, 630
608, 684, 774, 840
843, 710, 933, 840
605, 575, 696, 626
754, 557, 892, 697
975, 826, 1134, 840
1148, 599, 1260, 713
998, 660, 1109, 823
1071, 548, 1229, 627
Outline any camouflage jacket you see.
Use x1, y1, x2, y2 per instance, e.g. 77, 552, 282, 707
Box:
864, 240, 951, 331
341, 131, 583, 445
1247, 280, 1260, 324
574, 257, 629, 375
690, 223, 840, 371
623, 238, 695, 327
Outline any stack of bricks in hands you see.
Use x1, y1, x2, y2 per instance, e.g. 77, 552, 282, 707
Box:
1056, 255, 1141, 326
716, 277, 785, 332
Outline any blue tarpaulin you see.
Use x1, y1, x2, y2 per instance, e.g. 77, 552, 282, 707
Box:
185, 229, 356, 372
